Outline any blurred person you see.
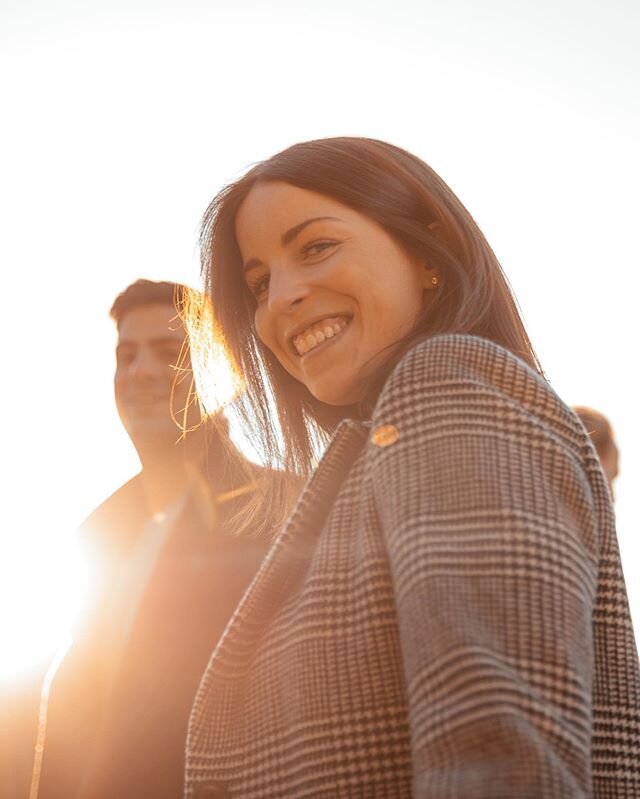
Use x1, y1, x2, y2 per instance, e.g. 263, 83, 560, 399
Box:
574, 406, 619, 497
32, 280, 275, 799
184, 138, 640, 798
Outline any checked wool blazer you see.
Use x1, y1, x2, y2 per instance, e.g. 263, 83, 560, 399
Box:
186, 334, 640, 798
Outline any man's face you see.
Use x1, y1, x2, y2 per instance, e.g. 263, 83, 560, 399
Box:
114, 303, 193, 448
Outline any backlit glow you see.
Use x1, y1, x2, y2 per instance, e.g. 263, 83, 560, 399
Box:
1, 0, 639, 678
0, 529, 89, 682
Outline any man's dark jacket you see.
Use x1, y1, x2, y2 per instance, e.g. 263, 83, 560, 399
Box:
36, 444, 272, 799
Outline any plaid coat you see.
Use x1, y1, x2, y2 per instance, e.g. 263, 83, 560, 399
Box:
186, 334, 640, 798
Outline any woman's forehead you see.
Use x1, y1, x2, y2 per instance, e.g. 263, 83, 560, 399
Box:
235, 181, 358, 250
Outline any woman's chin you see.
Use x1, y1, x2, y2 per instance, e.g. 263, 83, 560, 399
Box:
305, 377, 365, 408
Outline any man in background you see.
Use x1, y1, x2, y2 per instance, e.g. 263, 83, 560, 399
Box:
574, 406, 620, 498
34, 279, 272, 799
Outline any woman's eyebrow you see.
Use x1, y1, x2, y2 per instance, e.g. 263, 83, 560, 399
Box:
281, 216, 342, 246
242, 216, 343, 274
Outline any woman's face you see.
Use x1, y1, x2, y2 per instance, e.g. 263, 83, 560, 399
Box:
235, 181, 436, 406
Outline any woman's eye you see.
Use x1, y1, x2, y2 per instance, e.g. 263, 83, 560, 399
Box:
249, 273, 270, 300
302, 239, 338, 258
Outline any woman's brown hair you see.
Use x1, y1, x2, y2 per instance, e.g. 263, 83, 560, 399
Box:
192, 137, 541, 486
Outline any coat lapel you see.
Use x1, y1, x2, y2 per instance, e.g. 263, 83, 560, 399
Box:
194, 419, 370, 682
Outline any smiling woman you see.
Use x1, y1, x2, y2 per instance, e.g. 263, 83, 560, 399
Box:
197, 137, 541, 474
185, 137, 640, 798
236, 182, 438, 406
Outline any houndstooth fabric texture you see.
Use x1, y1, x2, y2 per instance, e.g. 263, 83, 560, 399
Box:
185, 334, 640, 798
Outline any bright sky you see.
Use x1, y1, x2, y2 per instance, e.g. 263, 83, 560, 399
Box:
1, 0, 639, 681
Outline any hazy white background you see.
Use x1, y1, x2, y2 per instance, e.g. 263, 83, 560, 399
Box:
1, 0, 638, 680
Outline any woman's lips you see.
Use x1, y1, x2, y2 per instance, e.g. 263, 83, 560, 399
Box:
291, 316, 350, 356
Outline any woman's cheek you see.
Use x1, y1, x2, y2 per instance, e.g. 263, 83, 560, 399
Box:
254, 310, 269, 348
255, 311, 281, 362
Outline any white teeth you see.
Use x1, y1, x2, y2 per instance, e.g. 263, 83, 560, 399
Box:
292, 317, 349, 356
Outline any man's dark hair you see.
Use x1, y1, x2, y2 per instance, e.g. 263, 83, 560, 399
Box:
573, 407, 616, 461
110, 279, 188, 326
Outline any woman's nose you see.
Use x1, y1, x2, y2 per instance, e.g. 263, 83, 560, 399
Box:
267, 270, 310, 314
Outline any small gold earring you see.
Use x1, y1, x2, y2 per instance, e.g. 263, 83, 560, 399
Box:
430, 276, 439, 286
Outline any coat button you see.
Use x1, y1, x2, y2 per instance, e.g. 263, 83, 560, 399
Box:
193, 781, 230, 798
371, 424, 400, 447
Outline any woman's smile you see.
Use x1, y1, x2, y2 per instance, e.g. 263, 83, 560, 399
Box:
290, 316, 351, 357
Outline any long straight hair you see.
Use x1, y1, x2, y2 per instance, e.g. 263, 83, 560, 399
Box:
194, 137, 542, 486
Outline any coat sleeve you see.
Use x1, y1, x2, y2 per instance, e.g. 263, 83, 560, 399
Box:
368, 334, 601, 797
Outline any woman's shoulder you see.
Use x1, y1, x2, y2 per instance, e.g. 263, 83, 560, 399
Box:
383, 333, 544, 394
374, 334, 588, 458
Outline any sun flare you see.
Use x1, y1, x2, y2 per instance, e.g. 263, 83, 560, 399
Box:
180, 287, 244, 420
0, 528, 90, 684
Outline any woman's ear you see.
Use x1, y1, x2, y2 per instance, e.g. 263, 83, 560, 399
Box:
422, 221, 443, 289
422, 265, 440, 291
